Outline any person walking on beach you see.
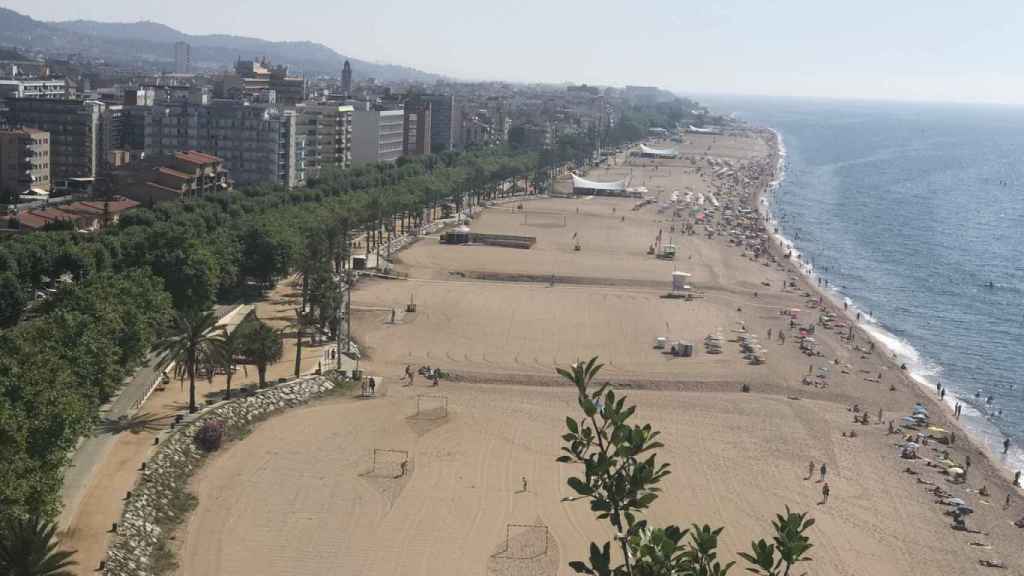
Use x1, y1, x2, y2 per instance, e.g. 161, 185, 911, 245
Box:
1015, 471, 1021, 487
819, 463, 827, 482
521, 476, 528, 493
821, 482, 830, 504
807, 460, 814, 480
1006, 494, 1012, 509
1004, 438, 1012, 454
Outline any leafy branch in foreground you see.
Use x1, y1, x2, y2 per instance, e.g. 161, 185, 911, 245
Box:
556, 357, 814, 576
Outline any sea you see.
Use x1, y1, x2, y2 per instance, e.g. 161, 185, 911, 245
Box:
705, 95, 1024, 476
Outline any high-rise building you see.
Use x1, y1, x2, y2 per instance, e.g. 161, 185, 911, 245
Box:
5, 98, 102, 182
139, 101, 302, 187
341, 60, 352, 96
174, 41, 191, 74
98, 105, 125, 169
402, 100, 431, 157
407, 93, 456, 152
351, 109, 404, 165
295, 103, 353, 181
0, 127, 50, 200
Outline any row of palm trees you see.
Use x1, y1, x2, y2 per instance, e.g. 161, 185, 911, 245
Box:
155, 309, 285, 414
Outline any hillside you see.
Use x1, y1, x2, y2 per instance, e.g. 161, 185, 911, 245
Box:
0, 7, 440, 81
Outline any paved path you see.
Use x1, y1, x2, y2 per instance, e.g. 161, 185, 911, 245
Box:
58, 305, 236, 530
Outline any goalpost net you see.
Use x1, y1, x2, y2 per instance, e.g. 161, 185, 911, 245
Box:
414, 395, 449, 419
522, 211, 567, 228
494, 524, 550, 559
369, 449, 410, 478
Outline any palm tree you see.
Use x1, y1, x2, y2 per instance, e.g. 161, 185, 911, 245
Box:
209, 325, 243, 400
155, 310, 221, 413
239, 319, 284, 388
0, 514, 77, 576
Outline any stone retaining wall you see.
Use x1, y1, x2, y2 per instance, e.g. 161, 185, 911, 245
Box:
103, 375, 336, 576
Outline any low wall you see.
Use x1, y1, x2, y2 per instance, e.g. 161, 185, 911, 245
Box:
103, 375, 336, 576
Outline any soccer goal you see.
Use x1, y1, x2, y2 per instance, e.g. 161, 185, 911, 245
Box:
522, 211, 567, 228
369, 449, 410, 478
414, 395, 449, 419
494, 523, 550, 560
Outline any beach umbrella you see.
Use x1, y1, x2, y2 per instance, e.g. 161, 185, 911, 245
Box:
902, 442, 920, 449
947, 467, 965, 476
954, 505, 974, 515
900, 416, 919, 424
945, 497, 966, 506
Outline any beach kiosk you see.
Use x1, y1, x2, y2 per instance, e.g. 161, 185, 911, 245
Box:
665, 271, 691, 299
672, 271, 691, 292
440, 224, 472, 245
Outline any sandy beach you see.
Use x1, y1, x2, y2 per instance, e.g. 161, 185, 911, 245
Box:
175, 131, 1024, 575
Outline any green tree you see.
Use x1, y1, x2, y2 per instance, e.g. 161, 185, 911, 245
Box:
0, 272, 27, 328
557, 357, 814, 576
153, 243, 220, 314
155, 310, 221, 413
0, 514, 77, 576
238, 319, 283, 388
239, 226, 290, 288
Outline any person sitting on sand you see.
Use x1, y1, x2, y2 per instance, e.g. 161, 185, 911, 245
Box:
979, 485, 990, 498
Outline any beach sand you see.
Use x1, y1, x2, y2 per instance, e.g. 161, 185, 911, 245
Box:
176, 133, 1024, 575
59, 281, 335, 574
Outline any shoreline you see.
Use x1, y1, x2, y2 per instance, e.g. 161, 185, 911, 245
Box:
752, 125, 1023, 494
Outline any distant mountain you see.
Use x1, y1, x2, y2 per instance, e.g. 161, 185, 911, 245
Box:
0, 7, 440, 82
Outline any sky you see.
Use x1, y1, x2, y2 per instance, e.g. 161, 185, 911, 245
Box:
5, 0, 1024, 105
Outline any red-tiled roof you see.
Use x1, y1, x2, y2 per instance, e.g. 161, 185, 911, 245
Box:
75, 199, 140, 214
175, 150, 222, 165
158, 166, 192, 179
15, 212, 51, 229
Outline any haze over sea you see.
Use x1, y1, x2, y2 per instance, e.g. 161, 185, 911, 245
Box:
708, 96, 1024, 473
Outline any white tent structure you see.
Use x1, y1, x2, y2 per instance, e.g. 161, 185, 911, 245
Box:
572, 174, 628, 196
639, 144, 678, 158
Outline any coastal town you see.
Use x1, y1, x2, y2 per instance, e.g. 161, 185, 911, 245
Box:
0, 5, 1022, 576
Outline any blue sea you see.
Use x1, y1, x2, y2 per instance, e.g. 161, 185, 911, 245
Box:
707, 96, 1024, 474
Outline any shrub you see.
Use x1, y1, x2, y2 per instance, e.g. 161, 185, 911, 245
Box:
194, 419, 225, 452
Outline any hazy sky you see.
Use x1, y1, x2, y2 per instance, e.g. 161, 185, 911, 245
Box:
6, 0, 1024, 104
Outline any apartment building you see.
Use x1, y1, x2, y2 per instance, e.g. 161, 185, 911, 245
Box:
402, 99, 431, 157
140, 100, 302, 187
0, 79, 68, 100
0, 127, 50, 200
5, 98, 101, 181
295, 103, 353, 180
351, 108, 404, 165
